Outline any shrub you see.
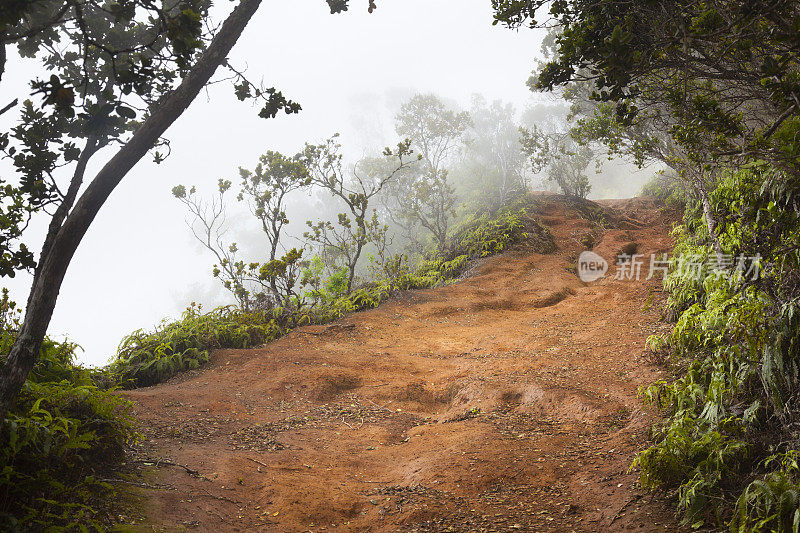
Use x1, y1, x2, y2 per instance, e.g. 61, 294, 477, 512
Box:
640, 171, 687, 207
731, 452, 800, 533
0, 290, 136, 530
111, 303, 292, 387
448, 194, 555, 260
636, 165, 800, 529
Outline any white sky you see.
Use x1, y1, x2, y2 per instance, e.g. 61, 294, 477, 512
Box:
1, 1, 557, 366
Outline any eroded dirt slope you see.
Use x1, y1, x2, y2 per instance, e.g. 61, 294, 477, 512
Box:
122, 196, 683, 532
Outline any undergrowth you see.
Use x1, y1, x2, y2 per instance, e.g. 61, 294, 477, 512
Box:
640, 171, 688, 208
636, 165, 800, 531
110, 304, 292, 387
0, 290, 137, 531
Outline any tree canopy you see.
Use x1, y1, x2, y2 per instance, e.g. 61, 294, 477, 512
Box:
493, 0, 800, 175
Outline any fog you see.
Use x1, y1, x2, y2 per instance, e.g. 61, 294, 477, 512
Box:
1, 1, 654, 366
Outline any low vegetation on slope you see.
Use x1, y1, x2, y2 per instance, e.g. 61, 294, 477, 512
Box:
111, 304, 286, 388
0, 291, 137, 530
636, 167, 800, 531
110, 193, 555, 388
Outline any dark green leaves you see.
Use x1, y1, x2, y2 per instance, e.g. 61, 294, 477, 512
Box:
325, 0, 377, 14
166, 5, 204, 68
0, 0, 35, 32
115, 105, 136, 119
233, 81, 252, 101
257, 88, 302, 119
326, 0, 349, 13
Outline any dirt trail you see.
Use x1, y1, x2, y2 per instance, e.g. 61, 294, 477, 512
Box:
123, 196, 683, 532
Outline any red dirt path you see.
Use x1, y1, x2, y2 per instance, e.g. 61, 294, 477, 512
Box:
120, 196, 684, 532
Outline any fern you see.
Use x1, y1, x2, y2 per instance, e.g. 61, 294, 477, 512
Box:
0, 291, 136, 530
111, 304, 287, 387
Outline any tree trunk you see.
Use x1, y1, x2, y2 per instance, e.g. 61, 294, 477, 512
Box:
0, 0, 264, 417
675, 164, 724, 261
268, 227, 281, 302
347, 223, 366, 294
347, 248, 360, 293
0, 40, 6, 82
697, 184, 724, 260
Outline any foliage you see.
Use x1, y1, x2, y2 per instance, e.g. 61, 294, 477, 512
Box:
303, 193, 554, 317
492, 0, 800, 177
731, 452, 800, 533
0, 290, 136, 530
631, 166, 800, 529
302, 134, 417, 293
173, 149, 311, 310
521, 125, 594, 198
0, 0, 307, 281
236, 151, 311, 302
448, 195, 554, 258
460, 96, 530, 207
296, 193, 552, 316
395, 94, 470, 174
111, 303, 294, 388
410, 255, 471, 289
515, 52, 599, 200
0, 0, 206, 278
387, 94, 470, 251
639, 172, 687, 208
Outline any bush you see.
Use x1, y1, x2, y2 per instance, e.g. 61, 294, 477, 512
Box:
636, 165, 800, 530
0, 290, 136, 530
111, 303, 293, 387
731, 452, 800, 533
448, 194, 555, 260
639, 171, 687, 207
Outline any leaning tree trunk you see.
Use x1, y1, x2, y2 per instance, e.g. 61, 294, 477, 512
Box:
0, 0, 263, 417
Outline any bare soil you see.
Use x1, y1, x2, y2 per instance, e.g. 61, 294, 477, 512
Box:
120, 196, 684, 532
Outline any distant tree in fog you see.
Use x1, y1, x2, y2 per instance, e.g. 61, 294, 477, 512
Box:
520, 125, 594, 199
303, 135, 417, 293
237, 152, 312, 303
172, 150, 311, 310
460, 95, 530, 207
388, 94, 471, 253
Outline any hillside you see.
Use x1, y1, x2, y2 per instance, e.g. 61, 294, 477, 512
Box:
120, 196, 683, 532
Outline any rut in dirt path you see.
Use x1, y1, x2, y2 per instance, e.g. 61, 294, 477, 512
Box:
121, 195, 684, 533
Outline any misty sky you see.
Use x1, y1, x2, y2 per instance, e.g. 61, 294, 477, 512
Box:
0, 1, 649, 367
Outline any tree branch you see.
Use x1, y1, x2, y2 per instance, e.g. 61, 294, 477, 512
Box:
0, 98, 17, 116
